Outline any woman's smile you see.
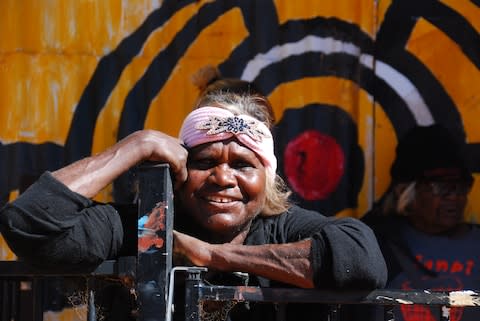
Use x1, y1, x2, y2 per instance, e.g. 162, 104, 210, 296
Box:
198, 193, 245, 215
203, 195, 242, 203
177, 139, 266, 237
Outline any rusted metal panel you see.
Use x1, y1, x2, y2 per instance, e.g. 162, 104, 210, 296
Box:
192, 283, 480, 307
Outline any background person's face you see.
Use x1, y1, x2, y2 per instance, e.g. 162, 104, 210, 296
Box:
177, 139, 266, 241
410, 180, 470, 234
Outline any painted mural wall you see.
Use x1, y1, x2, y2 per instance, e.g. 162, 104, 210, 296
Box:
0, 0, 479, 318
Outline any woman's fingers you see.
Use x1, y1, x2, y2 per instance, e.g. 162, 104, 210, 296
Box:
137, 130, 189, 188
173, 230, 211, 266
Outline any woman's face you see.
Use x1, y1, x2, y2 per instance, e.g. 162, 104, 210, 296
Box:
177, 138, 267, 240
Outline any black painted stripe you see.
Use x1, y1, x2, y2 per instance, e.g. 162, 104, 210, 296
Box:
0, 142, 64, 205
116, 1, 237, 141
427, 1, 480, 69
64, 0, 196, 163
252, 52, 417, 137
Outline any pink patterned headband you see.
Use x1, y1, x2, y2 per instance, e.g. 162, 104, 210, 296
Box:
179, 106, 277, 177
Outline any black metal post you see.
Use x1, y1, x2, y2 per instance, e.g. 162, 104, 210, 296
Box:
136, 163, 174, 321
384, 305, 395, 321
184, 269, 204, 321
1, 279, 13, 321
32, 278, 44, 321
87, 289, 96, 321
327, 304, 341, 321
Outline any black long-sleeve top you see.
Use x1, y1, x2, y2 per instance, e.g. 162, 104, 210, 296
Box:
1, 172, 386, 314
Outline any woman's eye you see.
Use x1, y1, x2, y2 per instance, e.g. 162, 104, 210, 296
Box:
191, 158, 215, 169
232, 161, 253, 169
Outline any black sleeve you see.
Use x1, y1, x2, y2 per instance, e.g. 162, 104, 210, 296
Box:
0, 172, 124, 272
281, 206, 388, 289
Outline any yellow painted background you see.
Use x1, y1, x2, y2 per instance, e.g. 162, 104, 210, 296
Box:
0, 0, 479, 319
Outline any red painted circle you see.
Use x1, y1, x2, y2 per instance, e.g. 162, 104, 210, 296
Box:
283, 130, 345, 200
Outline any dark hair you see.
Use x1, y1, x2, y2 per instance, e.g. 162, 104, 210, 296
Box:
191, 65, 275, 128
390, 124, 472, 183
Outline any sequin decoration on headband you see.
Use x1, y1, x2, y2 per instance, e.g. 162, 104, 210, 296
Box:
195, 115, 268, 141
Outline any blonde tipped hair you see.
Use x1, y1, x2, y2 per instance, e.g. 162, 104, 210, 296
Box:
262, 169, 292, 216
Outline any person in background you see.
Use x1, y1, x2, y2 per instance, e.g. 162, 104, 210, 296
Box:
363, 124, 480, 321
0, 91, 386, 321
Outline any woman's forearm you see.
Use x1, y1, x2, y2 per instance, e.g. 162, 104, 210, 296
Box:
52, 130, 188, 198
52, 131, 148, 198
212, 240, 314, 288
174, 230, 314, 288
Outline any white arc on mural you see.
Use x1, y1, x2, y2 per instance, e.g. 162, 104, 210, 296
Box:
241, 35, 434, 126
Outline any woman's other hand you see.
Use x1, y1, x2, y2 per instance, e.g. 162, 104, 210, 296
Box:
173, 230, 212, 267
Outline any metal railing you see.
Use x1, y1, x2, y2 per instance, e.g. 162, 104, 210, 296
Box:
1, 164, 479, 321
2, 264, 479, 321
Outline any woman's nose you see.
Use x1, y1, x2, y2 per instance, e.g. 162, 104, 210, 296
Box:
210, 164, 236, 186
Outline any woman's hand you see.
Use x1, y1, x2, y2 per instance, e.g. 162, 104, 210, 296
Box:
173, 230, 213, 267
52, 129, 188, 197
136, 130, 188, 189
